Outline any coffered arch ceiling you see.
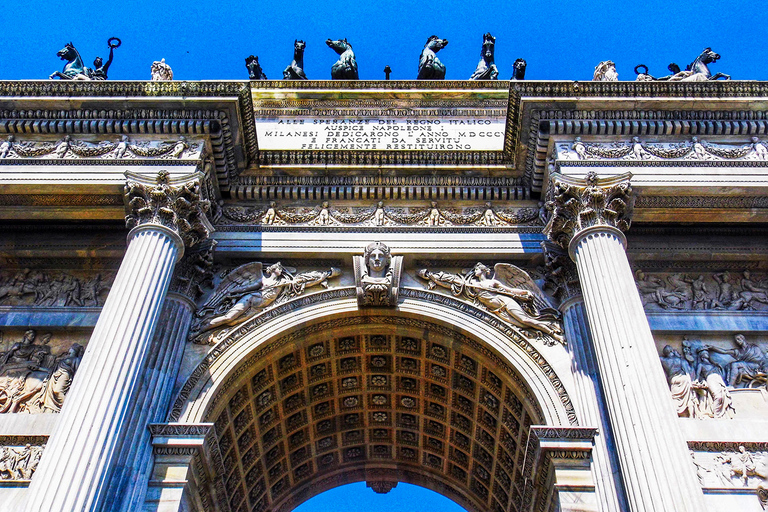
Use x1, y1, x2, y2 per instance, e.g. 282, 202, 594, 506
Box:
176, 297, 576, 512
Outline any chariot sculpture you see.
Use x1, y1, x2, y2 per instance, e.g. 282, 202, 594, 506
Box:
635, 47, 730, 81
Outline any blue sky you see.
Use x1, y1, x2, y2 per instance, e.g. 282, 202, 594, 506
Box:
293, 482, 465, 512
2, 0, 763, 82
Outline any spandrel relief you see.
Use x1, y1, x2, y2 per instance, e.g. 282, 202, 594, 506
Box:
635, 270, 768, 312
221, 201, 544, 227
417, 262, 564, 345
190, 262, 341, 344
0, 330, 84, 414
0, 269, 113, 308
659, 334, 768, 419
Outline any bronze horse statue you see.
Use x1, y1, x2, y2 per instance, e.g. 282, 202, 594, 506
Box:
635, 47, 730, 81
511, 58, 527, 80
469, 33, 498, 80
326, 39, 358, 80
283, 40, 308, 80
49, 39, 119, 80
417, 35, 449, 80
245, 55, 267, 80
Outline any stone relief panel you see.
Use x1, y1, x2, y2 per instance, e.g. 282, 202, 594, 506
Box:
189, 262, 341, 344
658, 334, 768, 419
556, 137, 768, 162
690, 444, 768, 489
416, 262, 563, 346
635, 270, 768, 312
0, 439, 46, 481
0, 135, 203, 161
353, 242, 402, 307
0, 329, 87, 414
221, 201, 546, 227
0, 269, 113, 308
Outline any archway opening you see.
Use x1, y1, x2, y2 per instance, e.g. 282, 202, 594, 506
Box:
293, 482, 466, 512
183, 312, 569, 512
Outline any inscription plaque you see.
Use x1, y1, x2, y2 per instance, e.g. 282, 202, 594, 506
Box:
255, 116, 506, 151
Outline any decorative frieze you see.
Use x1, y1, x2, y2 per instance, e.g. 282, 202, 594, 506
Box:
660, 334, 767, 419
690, 446, 768, 488
0, 269, 112, 307
557, 136, 768, 162
189, 262, 341, 344
0, 135, 202, 161
124, 171, 212, 247
636, 270, 768, 311
0, 443, 45, 481
222, 201, 544, 227
417, 262, 564, 345
0, 330, 83, 414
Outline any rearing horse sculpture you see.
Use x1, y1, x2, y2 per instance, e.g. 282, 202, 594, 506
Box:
49, 39, 119, 80
635, 47, 730, 81
469, 33, 498, 80
417, 35, 449, 80
283, 40, 308, 80
326, 39, 358, 80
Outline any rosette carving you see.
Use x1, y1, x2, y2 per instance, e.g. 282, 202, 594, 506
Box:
544, 171, 634, 249
124, 171, 213, 247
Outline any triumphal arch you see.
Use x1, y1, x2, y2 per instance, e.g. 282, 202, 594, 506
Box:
0, 78, 766, 512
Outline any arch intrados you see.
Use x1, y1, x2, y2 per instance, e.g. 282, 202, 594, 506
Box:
173, 293, 574, 428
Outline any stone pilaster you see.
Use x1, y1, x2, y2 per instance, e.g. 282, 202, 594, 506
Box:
544, 171, 706, 512
543, 242, 627, 512
22, 172, 212, 512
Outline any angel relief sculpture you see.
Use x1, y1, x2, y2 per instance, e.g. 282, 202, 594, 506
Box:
417, 263, 564, 345
189, 262, 340, 343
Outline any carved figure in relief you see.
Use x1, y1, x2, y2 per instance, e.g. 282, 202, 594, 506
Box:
150, 58, 173, 81
428, 202, 442, 226
0, 136, 13, 158
417, 36, 449, 80
592, 61, 618, 81
706, 334, 768, 387
510, 58, 526, 80
317, 202, 330, 225
373, 202, 385, 226
480, 202, 500, 226
734, 271, 768, 310
0, 444, 45, 480
693, 350, 735, 419
571, 137, 588, 160
660, 345, 697, 417
469, 33, 498, 80
283, 40, 308, 80
190, 262, 340, 342
686, 275, 709, 309
262, 201, 277, 225
36, 343, 83, 412
752, 137, 768, 161
417, 263, 564, 344
719, 446, 768, 486
354, 242, 402, 307
712, 272, 738, 309
326, 39, 358, 80
245, 55, 268, 80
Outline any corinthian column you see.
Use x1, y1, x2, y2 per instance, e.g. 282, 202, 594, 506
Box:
23, 171, 212, 512
544, 172, 705, 512
543, 242, 627, 512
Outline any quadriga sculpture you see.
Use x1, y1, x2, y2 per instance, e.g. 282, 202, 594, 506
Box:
326, 39, 358, 80
417, 35, 449, 80
283, 40, 308, 80
469, 33, 498, 80
635, 47, 730, 81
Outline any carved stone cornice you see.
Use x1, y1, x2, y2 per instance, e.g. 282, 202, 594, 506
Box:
124, 171, 213, 248
543, 171, 634, 253
541, 241, 582, 307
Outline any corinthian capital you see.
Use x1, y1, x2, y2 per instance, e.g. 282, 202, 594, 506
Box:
541, 241, 581, 307
543, 171, 634, 249
124, 171, 213, 247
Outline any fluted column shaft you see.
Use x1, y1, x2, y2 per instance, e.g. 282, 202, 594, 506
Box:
571, 227, 705, 512
561, 296, 627, 512
104, 293, 196, 512
23, 225, 183, 512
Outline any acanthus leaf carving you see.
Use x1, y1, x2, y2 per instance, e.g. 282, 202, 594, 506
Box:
124, 171, 212, 247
